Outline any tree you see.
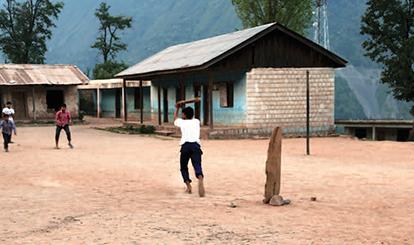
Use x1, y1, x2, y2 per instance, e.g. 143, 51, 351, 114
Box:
361, 0, 414, 105
92, 2, 132, 63
231, 0, 313, 35
361, 0, 414, 138
0, 0, 63, 64
92, 61, 128, 80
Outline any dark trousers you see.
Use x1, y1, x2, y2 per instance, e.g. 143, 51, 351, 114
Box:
2, 132, 11, 150
180, 142, 203, 183
55, 125, 71, 142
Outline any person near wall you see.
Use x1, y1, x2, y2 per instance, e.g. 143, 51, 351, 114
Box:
0, 114, 17, 152
55, 104, 74, 149
2, 101, 15, 143
174, 99, 205, 197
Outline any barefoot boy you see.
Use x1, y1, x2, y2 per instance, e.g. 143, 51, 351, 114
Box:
174, 100, 205, 197
0, 114, 17, 152
55, 104, 73, 149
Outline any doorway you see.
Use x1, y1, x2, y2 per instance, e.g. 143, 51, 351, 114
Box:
46, 90, 64, 112
11, 92, 28, 120
115, 88, 121, 118
163, 88, 169, 123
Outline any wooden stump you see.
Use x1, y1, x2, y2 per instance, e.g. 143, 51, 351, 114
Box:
263, 127, 282, 204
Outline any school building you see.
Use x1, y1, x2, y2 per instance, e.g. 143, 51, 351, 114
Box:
0, 64, 88, 120
78, 79, 151, 120
116, 22, 347, 138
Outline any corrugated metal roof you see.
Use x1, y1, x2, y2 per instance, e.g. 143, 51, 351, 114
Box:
117, 23, 276, 77
0, 64, 89, 86
78, 79, 150, 89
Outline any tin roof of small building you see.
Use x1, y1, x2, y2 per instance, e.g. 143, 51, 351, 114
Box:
78, 79, 150, 89
116, 22, 347, 79
0, 64, 89, 86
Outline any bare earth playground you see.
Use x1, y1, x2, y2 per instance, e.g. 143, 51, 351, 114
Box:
0, 122, 413, 244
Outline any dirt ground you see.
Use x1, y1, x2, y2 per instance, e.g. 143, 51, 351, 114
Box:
0, 122, 413, 245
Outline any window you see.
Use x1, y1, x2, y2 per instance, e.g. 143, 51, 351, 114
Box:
134, 88, 141, 109
46, 90, 64, 111
219, 82, 234, 108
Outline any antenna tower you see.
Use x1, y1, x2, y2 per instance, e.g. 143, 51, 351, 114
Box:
313, 0, 330, 49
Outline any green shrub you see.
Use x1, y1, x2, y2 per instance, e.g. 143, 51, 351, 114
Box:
79, 110, 86, 121
140, 125, 155, 134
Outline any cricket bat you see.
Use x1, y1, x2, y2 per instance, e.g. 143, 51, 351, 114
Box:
177, 97, 201, 105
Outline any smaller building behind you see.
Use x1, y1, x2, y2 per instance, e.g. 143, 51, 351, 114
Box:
336, 120, 413, 142
0, 64, 88, 120
78, 79, 151, 120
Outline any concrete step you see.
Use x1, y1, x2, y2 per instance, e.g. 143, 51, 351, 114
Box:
155, 130, 175, 136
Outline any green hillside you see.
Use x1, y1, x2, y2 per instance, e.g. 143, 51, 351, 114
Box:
0, 0, 412, 120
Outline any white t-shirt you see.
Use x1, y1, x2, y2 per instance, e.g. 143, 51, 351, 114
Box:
2, 108, 15, 121
174, 118, 201, 145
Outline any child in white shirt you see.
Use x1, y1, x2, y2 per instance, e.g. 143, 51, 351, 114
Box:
174, 101, 205, 197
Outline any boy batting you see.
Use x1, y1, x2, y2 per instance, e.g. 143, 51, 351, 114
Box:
174, 98, 205, 197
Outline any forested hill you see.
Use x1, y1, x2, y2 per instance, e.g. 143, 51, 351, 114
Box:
1, 0, 412, 120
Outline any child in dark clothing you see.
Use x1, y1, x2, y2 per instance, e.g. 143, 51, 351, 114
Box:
0, 114, 17, 152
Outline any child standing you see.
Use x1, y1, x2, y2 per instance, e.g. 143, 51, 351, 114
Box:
55, 104, 73, 149
2, 101, 15, 143
0, 114, 17, 152
174, 101, 205, 197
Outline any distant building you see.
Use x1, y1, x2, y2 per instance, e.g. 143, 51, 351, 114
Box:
0, 64, 88, 120
116, 23, 347, 138
336, 120, 413, 142
78, 79, 151, 120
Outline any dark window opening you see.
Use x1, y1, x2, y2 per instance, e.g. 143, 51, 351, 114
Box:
219, 82, 234, 108
397, 129, 410, 142
134, 88, 141, 109
354, 128, 367, 139
176, 87, 180, 102
194, 85, 201, 119
46, 90, 64, 111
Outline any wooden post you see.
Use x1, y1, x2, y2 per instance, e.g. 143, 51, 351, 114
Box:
140, 80, 144, 124
306, 70, 310, 155
122, 79, 128, 121
179, 80, 185, 109
121, 83, 125, 119
97, 87, 101, 118
208, 79, 213, 129
372, 126, 376, 141
157, 85, 162, 126
263, 127, 282, 204
32, 87, 36, 120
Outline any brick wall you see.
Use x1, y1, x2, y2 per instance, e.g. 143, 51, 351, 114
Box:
246, 68, 335, 136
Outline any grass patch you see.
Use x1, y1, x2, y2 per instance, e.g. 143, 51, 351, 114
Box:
15, 120, 87, 127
